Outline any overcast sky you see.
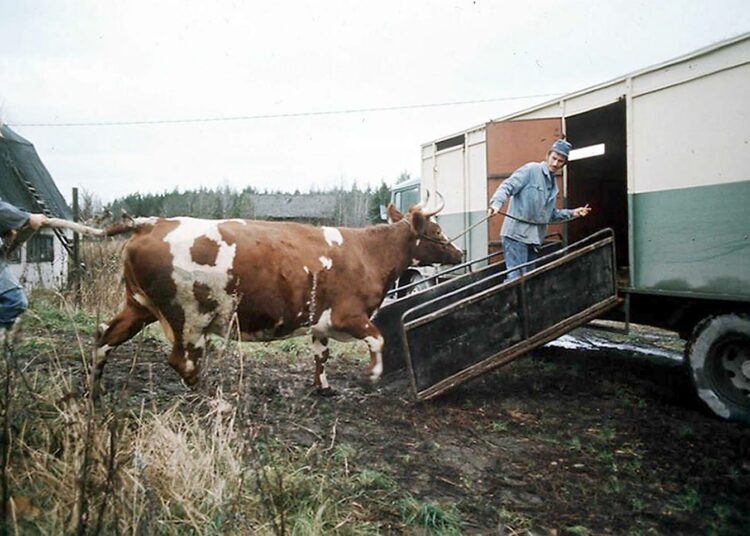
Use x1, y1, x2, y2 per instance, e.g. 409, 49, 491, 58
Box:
2, 0, 749, 203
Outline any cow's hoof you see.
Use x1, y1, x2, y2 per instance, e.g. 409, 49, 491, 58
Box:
315, 386, 338, 397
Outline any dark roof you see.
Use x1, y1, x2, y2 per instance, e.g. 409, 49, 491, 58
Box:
0, 124, 72, 219
248, 193, 337, 220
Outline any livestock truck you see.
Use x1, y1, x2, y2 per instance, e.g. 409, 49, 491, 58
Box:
416, 32, 750, 423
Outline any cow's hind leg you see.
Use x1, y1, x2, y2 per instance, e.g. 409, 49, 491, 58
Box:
94, 301, 156, 390
167, 338, 206, 387
312, 335, 336, 396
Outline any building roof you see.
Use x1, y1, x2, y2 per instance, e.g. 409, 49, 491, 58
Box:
248, 193, 337, 220
0, 124, 72, 219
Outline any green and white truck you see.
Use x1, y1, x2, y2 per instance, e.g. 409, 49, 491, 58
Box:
417, 32, 750, 422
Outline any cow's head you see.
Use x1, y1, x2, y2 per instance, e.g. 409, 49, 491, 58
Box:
387, 192, 464, 266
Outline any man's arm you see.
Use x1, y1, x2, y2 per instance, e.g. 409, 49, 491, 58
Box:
0, 201, 47, 233
550, 204, 591, 222
487, 164, 531, 215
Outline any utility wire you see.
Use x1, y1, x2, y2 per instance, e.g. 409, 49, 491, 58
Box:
9, 92, 563, 128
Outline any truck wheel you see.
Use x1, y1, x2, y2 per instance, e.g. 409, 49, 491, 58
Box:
397, 271, 433, 298
686, 313, 750, 424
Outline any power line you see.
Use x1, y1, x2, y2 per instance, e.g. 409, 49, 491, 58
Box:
8, 93, 563, 128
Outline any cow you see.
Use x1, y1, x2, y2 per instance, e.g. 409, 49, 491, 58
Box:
91, 195, 463, 393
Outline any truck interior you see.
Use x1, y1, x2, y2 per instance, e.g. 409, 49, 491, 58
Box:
565, 99, 629, 274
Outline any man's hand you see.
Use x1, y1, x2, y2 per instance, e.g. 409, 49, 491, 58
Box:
573, 204, 591, 218
487, 206, 500, 217
27, 213, 48, 230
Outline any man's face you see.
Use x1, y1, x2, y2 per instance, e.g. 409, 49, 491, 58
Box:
546, 151, 567, 173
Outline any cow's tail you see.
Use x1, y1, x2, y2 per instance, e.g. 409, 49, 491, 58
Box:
44, 217, 107, 237
43, 216, 158, 237
103, 217, 159, 237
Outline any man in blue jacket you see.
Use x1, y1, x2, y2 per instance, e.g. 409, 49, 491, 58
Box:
0, 200, 47, 336
488, 139, 591, 280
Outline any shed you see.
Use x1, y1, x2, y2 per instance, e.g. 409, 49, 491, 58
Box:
0, 124, 73, 290
248, 193, 338, 226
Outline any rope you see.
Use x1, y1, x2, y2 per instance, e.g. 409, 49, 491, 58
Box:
448, 210, 551, 243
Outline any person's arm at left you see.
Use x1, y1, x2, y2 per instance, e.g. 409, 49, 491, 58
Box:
0, 201, 47, 233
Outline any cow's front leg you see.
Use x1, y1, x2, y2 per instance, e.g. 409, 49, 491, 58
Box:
363, 326, 385, 382
312, 335, 336, 396
333, 315, 385, 382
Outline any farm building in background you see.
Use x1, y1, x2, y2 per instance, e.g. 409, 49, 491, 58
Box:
248, 193, 338, 226
0, 124, 73, 290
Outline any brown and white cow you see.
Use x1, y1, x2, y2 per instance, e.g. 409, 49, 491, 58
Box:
93, 197, 462, 392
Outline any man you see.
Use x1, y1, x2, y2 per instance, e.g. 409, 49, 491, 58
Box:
488, 138, 591, 280
0, 201, 47, 336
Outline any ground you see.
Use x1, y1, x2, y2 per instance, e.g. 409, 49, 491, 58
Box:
11, 306, 750, 534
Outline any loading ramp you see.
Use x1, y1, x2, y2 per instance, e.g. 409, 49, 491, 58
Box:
373, 229, 619, 400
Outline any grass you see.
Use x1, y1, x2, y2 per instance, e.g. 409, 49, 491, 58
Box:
398, 495, 462, 535
0, 291, 425, 534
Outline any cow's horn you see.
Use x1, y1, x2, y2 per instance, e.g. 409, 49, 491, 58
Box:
412, 189, 430, 211
423, 191, 445, 217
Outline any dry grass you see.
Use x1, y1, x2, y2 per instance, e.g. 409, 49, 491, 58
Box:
0, 237, 424, 534
73, 237, 128, 316
1, 291, 393, 534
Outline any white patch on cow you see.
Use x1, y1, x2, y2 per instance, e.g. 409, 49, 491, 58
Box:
365, 335, 384, 353
319, 256, 333, 270
311, 308, 356, 342
184, 359, 195, 373
313, 309, 333, 333
319, 371, 330, 389
365, 335, 385, 381
303, 266, 310, 274
163, 218, 238, 349
322, 227, 344, 247
133, 293, 150, 307
415, 238, 421, 246
95, 344, 113, 360
312, 338, 327, 357
133, 217, 159, 226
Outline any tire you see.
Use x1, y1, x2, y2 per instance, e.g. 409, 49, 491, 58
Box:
397, 271, 434, 298
686, 313, 750, 424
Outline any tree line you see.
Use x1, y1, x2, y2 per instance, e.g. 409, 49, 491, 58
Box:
79, 178, 406, 228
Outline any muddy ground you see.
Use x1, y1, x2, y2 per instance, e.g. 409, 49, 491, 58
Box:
16, 317, 750, 534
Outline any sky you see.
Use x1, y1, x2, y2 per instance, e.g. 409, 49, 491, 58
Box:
2, 0, 749, 204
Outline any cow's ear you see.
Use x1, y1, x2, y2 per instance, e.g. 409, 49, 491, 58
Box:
409, 210, 427, 236
387, 203, 403, 223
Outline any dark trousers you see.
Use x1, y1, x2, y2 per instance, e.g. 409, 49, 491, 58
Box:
502, 236, 539, 281
0, 287, 28, 329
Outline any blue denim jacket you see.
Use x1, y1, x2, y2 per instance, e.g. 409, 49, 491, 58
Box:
489, 161, 574, 245
0, 201, 31, 294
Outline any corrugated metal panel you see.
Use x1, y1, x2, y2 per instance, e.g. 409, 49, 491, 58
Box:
0, 125, 73, 219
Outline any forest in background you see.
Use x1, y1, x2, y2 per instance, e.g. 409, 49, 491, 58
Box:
76, 175, 411, 228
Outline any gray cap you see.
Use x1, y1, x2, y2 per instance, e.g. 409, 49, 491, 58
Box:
551, 139, 572, 158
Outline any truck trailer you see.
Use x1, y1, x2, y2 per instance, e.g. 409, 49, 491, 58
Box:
416, 32, 750, 422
